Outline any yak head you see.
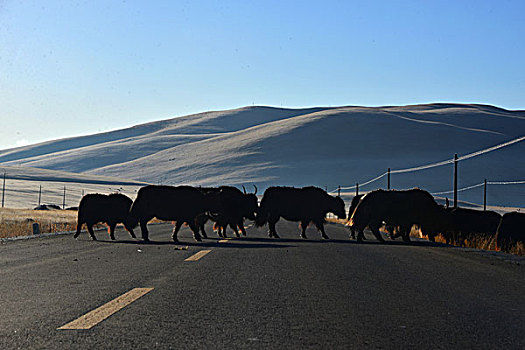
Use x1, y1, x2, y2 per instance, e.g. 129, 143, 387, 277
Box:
124, 213, 139, 231
332, 195, 347, 220
242, 185, 258, 221
425, 205, 452, 238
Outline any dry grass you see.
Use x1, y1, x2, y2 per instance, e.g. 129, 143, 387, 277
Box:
0, 208, 78, 239
328, 217, 524, 256
0, 208, 166, 239
414, 230, 525, 256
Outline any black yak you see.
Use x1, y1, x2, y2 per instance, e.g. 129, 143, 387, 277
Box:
255, 186, 346, 239
349, 188, 444, 243
496, 212, 525, 252
196, 185, 258, 238
74, 193, 136, 241
128, 185, 217, 242
443, 207, 501, 246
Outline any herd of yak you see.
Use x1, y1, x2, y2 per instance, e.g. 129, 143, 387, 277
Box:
74, 185, 525, 253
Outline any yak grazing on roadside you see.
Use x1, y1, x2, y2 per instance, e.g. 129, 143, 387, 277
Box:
442, 207, 501, 246
349, 188, 444, 243
255, 186, 346, 239
128, 185, 219, 242
74, 193, 136, 241
496, 212, 525, 252
196, 186, 258, 238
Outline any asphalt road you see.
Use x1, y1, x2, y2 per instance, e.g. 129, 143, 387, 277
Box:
1, 221, 524, 349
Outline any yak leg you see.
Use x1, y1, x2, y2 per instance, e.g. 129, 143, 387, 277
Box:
189, 221, 202, 242
314, 220, 329, 240
385, 224, 396, 240
140, 221, 150, 242
356, 228, 366, 243
217, 223, 227, 238
172, 221, 183, 242
127, 227, 137, 239
109, 222, 117, 240
349, 226, 356, 240
420, 225, 435, 242
74, 222, 83, 239
196, 214, 208, 239
354, 227, 367, 241
199, 223, 208, 239
369, 220, 385, 242
87, 224, 97, 241
230, 223, 240, 238
300, 220, 309, 239
238, 219, 247, 236
400, 224, 411, 242
453, 231, 463, 246
268, 216, 280, 238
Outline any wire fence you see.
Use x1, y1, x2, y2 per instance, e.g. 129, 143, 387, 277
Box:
0, 176, 145, 210
327, 135, 525, 210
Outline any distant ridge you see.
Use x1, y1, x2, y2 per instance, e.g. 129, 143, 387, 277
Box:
0, 103, 524, 207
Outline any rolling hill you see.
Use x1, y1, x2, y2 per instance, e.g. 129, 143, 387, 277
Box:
1, 103, 524, 208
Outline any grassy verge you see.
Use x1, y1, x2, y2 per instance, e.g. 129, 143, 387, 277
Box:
0, 208, 166, 239
328, 217, 524, 256
0, 208, 78, 239
422, 232, 525, 256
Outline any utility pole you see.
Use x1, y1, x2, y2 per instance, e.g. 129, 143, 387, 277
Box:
1, 172, 5, 208
38, 185, 42, 206
483, 179, 487, 211
62, 186, 66, 209
387, 168, 391, 190
356, 183, 359, 196
453, 154, 458, 208
337, 185, 341, 197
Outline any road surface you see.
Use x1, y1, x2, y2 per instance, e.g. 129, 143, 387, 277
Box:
1, 221, 524, 349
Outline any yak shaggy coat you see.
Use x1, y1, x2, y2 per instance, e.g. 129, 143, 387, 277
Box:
74, 193, 136, 241
128, 185, 213, 242
255, 186, 346, 239
350, 188, 443, 243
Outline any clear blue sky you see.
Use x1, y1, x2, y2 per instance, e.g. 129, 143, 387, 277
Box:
1, 0, 524, 150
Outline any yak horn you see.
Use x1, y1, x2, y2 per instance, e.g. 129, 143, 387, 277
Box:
242, 185, 247, 194
253, 184, 258, 195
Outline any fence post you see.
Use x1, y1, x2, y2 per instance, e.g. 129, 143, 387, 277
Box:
32, 222, 40, 235
356, 183, 359, 196
62, 186, 66, 209
483, 179, 487, 211
1, 172, 5, 208
453, 154, 458, 208
387, 168, 391, 190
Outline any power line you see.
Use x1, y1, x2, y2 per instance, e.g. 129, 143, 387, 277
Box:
330, 135, 525, 193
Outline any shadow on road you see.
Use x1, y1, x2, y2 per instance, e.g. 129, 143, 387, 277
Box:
87, 234, 446, 249
93, 238, 295, 249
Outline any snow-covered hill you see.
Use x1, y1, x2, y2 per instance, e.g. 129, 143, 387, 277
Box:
1, 104, 524, 207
